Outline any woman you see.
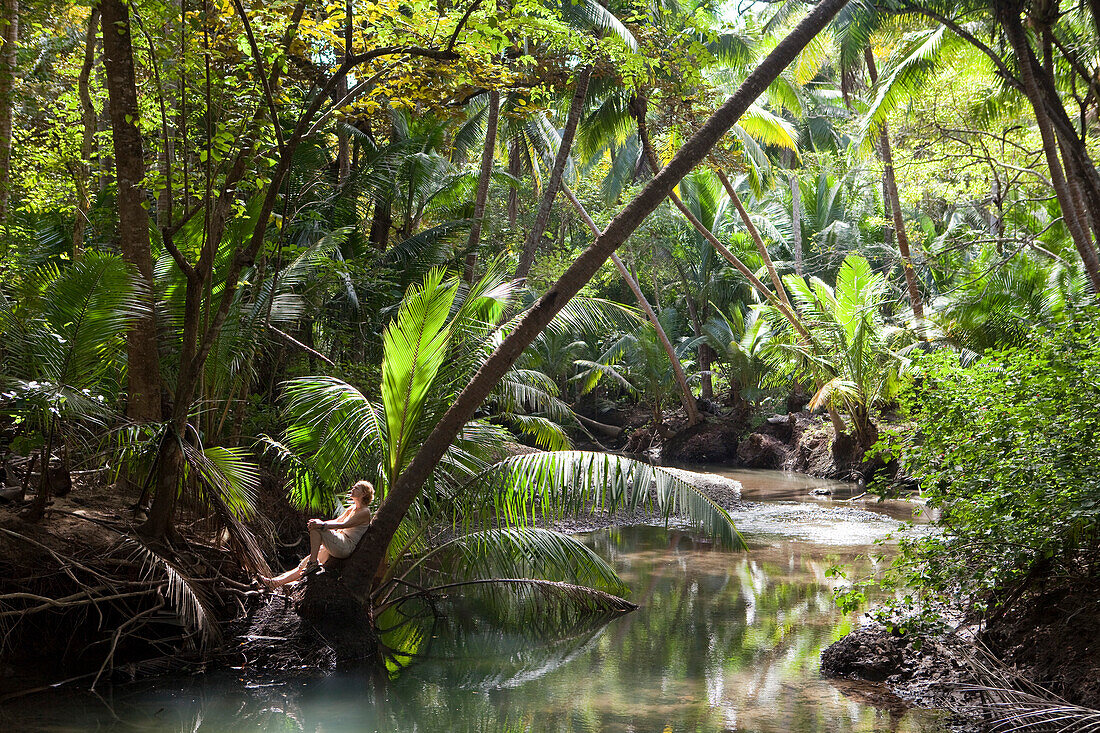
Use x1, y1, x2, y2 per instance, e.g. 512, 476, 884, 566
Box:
261, 480, 374, 589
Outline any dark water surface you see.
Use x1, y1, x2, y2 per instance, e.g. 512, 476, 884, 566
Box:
3, 470, 942, 732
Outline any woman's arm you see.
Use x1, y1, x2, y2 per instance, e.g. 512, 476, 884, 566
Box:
322, 507, 371, 530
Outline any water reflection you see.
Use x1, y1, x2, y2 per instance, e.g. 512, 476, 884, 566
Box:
6, 524, 944, 732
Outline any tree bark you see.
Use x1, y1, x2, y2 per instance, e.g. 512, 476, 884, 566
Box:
789, 172, 804, 276
561, 183, 700, 425
0, 0, 17, 221
514, 67, 591, 282
464, 88, 500, 282
864, 49, 924, 320
102, 0, 163, 424
999, 3, 1100, 292
340, 0, 851, 605
73, 7, 100, 257
507, 138, 521, 227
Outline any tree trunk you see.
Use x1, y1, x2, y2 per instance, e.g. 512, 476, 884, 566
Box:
0, 0, 17, 222
72, 7, 100, 257
464, 88, 500, 282
717, 171, 794, 311
999, 4, 1100, 292
864, 49, 925, 320
340, 0, 851, 606
507, 138, 521, 227
368, 201, 391, 251
789, 172, 803, 276
102, 0, 163, 423
514, 66, 591, 282
562, 183, 700, 425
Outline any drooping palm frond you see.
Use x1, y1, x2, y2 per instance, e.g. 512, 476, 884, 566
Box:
411, 527, 629, 596
557, 0, 638, 51
461, 451, 745, 550
538, 295, 641, 337
280, 376, 387, 500
858, 26, 963, 154
385, 578, 637, 633
123, 537, 222, 649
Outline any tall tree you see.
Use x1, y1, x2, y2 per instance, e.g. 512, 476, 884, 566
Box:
464, 88, 500, 282
863, 48, 924, 319
73, 7, 100, 257
101, 0, 163, 425
562, 183, 701, 425
0, 0, 16, 221
341, 0, 852, 609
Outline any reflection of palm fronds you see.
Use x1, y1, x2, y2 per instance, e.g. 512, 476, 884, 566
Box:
389, 579, 636, 631
123, 537, 222, 649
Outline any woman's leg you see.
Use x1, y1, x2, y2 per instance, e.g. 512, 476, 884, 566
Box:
262, 557, 307, 588
307, 525, 323, 565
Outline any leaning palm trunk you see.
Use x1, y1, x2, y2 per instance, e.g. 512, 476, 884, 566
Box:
464, 88, 501, 283
864, 49, 924, 320
340, 0, 852, 606
638, 124, 848, 437
514, 67, 591, 282
562, 183, 700, 425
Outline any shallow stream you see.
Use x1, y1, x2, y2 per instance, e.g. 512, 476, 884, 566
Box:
4, 469, 943, 732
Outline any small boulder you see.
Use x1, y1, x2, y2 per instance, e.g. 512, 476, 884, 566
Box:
820, 627, 904, 682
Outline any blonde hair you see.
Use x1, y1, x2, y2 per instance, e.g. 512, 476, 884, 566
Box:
351, 480, 374, 504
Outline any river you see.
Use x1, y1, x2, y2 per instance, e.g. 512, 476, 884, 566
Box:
3, 469, 944, 732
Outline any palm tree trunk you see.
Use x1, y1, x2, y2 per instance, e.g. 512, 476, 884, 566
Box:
102, 0, 163, 424
789, 173, 804, 276
636, 119, 810, 341
507, 138, 521, 227
514, 66, 591, 282
72, 7, 100, 258
0, 0, 17, 222
340, 0, 851, 605
999, 3, 1100, 292
562, 183, 701, 425
716, 170, 794, 312
464, 88, 500, 282
864, 49, 925, 320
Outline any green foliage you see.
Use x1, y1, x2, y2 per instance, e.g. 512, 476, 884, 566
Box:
885, 312, 1100, 617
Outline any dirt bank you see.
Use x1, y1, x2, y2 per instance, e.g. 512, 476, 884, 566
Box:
820, 625, 985, 731
630, 408, 899, 484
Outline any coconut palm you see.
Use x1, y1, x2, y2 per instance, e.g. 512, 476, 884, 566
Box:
776, 253, 908, 447
0, 252, 141, 517
267, 263, 743, 663
702, 304, 773, 407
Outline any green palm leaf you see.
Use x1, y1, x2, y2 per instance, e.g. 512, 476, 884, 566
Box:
466, 451, 745, 550
417, 527, 628, 596
382, 269, 459, 482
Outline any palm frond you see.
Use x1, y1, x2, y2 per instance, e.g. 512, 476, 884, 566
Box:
464, 451, 745, 549
418, 527, 628, 595
123, 537, 222, 649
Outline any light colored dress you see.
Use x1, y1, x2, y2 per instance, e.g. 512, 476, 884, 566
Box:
319, 520, 369, 558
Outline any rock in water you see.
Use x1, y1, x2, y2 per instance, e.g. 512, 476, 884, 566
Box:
820, 627, 903, 682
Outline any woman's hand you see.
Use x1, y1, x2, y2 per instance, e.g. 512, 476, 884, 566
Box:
308, 519, 325, 530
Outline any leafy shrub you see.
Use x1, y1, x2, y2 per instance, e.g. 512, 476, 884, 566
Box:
887, 310, 1100, 617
